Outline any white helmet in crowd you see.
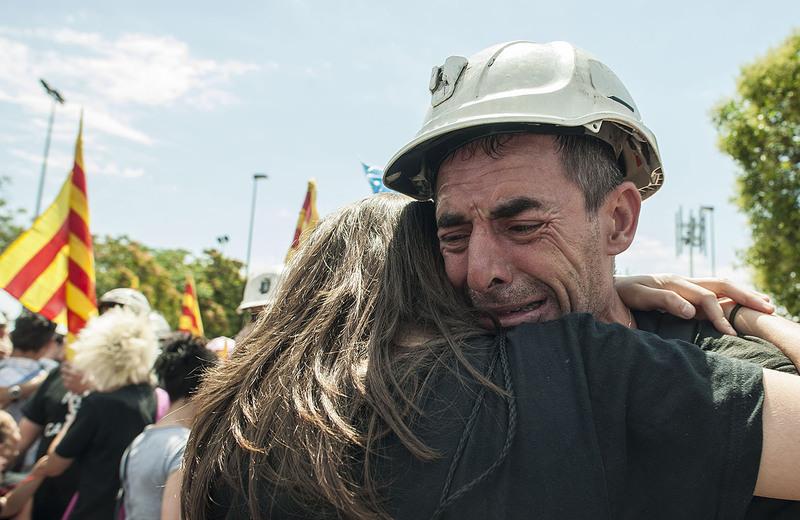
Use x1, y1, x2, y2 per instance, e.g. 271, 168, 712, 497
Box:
148, 311, 172, 341
383, 40, 663, 201
237, 266, 284, 313
99, 288, 151, 316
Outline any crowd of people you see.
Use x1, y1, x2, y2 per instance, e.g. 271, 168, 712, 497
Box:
0, 39, 799, 520
0, 289, 222, 519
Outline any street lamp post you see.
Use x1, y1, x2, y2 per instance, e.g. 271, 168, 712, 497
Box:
34, 79, 66, 219
700, 206, 716, 276
676, 205, 716, 277
245, 173, 268, 281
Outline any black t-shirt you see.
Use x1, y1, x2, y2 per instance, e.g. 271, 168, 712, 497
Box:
55, 383, 156, 520
633, 310, 797, 374
21, 368, 83, 520
211, 314, 765, 519
634, 310, 800, 519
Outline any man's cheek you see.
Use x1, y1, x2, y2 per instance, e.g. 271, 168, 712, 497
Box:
442, 256, 466, 288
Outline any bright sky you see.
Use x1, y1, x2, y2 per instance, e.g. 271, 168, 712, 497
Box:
1, 1, 798, 317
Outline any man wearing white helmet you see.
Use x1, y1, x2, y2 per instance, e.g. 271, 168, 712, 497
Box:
386, 41, 797, 366
98, 288, 151, 316
385, 41, 799, 517
235, 267, 283, 342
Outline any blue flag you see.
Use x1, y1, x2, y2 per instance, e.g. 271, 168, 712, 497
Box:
361, 162, 391, 194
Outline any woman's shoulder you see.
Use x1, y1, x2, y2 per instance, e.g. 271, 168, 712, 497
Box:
133, 425, 189, 452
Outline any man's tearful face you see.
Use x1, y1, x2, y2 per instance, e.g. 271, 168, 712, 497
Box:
435, 134, 608, 329
467, 275, 562, 328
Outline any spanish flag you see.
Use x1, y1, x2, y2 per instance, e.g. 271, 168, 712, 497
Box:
0, 117, 96, 339
178, 275, 204, 336
285, 179, 319, 262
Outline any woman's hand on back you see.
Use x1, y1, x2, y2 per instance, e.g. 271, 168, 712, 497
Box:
615, 274, 775, 335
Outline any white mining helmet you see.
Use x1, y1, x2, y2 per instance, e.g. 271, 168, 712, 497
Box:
383, 41, 663, 201
237, 266, 284, 313
99, 288, 151, 315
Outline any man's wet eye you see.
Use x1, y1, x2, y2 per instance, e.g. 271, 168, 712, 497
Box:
509, 224, 541, 233
440, 233, 468, 245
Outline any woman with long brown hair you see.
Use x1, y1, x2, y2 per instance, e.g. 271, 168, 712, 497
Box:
183, 194, 800, 520
184, 194, 490, 519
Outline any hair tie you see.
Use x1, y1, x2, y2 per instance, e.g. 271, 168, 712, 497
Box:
728, 304, 744, 335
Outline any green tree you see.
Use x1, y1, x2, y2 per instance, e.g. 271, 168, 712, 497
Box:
0, 177, 26, 252
190, 249, 246, 339
93, 236, 246, 338
713, 31, 800, 315
94, 236, 184, 327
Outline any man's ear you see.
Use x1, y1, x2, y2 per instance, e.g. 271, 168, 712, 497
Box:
600, 182, 641, 255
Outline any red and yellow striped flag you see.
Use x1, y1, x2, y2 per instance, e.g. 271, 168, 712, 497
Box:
0, 117, 96, 339
285, 179, 319, 262
178, 275, 204, 336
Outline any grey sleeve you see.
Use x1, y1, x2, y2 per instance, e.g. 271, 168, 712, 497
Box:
164, 441, 186, 476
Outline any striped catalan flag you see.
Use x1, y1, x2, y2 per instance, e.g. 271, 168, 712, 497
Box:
0, 116, 97, 340
285, 179, 319, 262
178, 275, 204, 337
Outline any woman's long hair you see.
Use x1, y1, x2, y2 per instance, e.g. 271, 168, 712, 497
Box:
182, 194, 490, 519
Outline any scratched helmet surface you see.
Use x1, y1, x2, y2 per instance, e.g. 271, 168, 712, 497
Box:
383, 41, 664, 201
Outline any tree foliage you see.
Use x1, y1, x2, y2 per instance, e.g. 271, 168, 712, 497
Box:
713, 31, 800, 315
0, 177, 26, 253
94, 236, 185, 328
93, 236, 245, 338
191, 249, 246, 339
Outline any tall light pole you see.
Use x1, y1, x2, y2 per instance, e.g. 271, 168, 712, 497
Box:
700, 206, 716, 276
35, 79, 66, 219
676, 205, 716, 277
245, 173, 268, 281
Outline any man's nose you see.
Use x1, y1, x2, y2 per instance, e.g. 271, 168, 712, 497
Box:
466, 229, 512, 293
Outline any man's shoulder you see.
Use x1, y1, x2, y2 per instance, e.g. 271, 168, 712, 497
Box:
633, 310, 797, 374
0, 357, 40, 382
632, 310, 719, 344
0, 356, 41, 369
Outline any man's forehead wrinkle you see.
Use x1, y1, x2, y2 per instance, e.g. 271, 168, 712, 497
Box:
436, 196, 545, 229
490, 197, 543, 220
440, 161, 525, 185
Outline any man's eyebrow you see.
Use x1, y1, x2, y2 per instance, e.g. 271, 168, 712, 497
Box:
490, 197, 542, 219
436, 212, 468, 229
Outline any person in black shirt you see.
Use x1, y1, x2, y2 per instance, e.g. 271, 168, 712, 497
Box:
182, 195, 800, 520
19, 368, 82, 520
382, 41, 800, 518
32, 307, 158, 520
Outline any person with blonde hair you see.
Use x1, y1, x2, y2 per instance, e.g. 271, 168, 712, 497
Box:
32, 307, 158, 520
182, 194, 800, 520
